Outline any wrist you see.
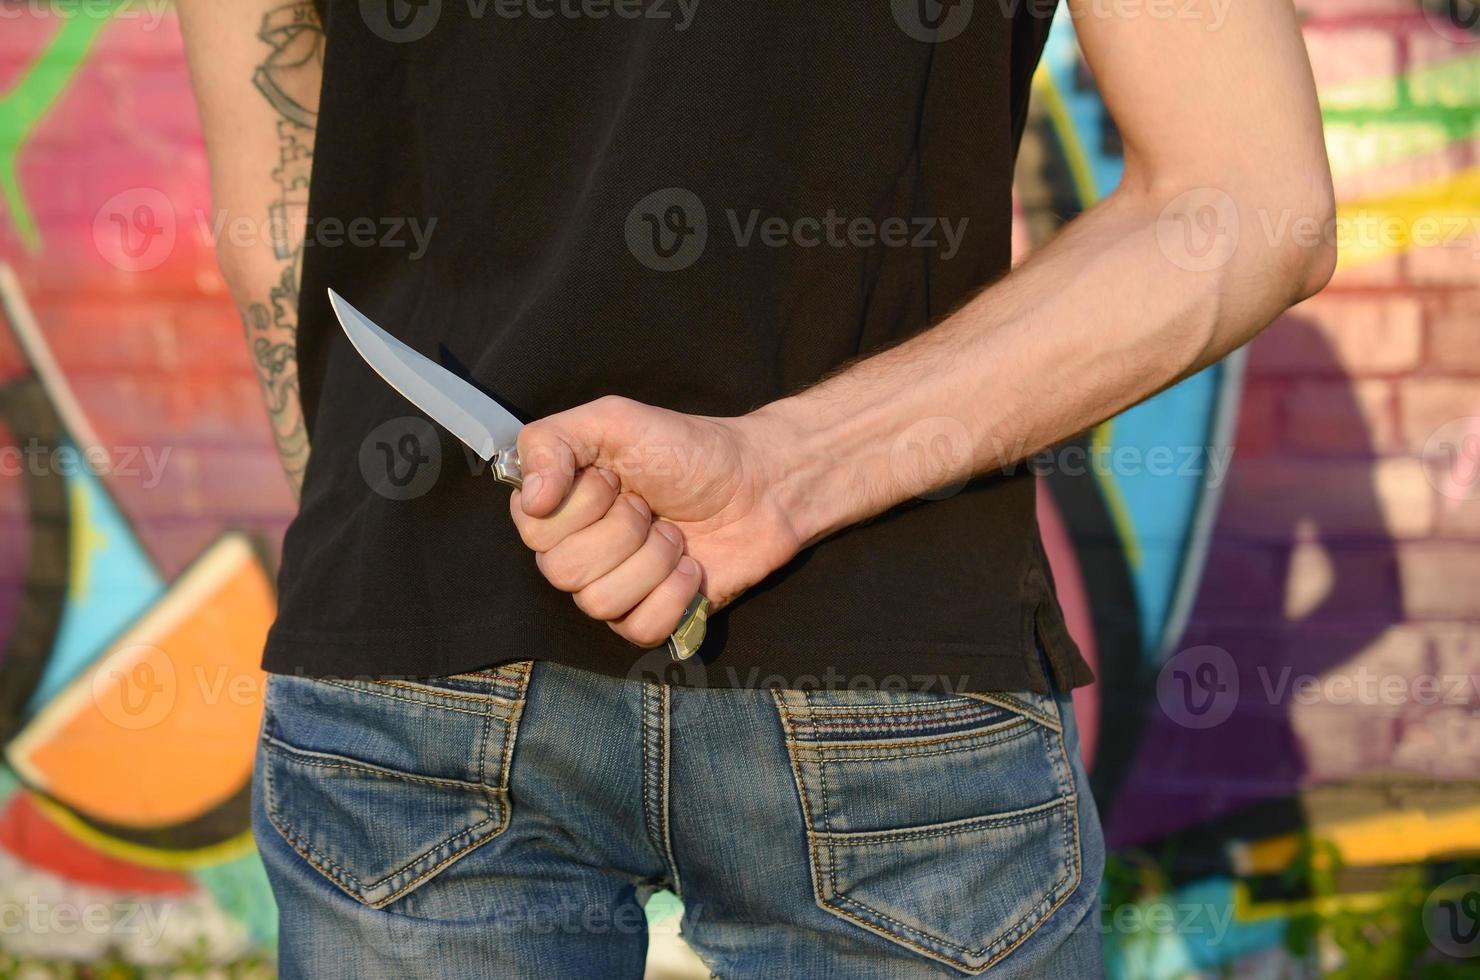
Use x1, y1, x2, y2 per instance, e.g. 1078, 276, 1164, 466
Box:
738, 396, 889, 548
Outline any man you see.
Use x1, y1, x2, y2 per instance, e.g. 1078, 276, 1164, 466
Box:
180, 0, 1334, 976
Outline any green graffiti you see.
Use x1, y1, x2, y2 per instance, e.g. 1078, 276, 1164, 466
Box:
0, 4, 123, 253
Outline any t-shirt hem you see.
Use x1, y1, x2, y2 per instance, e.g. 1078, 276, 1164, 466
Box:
262, 619, 1095, 696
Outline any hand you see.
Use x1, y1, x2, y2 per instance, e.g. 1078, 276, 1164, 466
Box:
509, 396, 805, 647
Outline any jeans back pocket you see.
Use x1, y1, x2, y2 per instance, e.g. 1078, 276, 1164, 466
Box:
259, 663, 532, 909
773, 686, 1081, 974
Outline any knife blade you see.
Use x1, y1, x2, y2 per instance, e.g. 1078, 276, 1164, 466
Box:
328, 288, 708, 661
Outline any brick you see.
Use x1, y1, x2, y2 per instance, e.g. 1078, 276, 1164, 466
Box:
1284, 538, 1408, 620
1325, 251, 1405, 288
0, 15, 56, 59
1250, 297, 1423, 376
1297, 0, 1430, 19
1289, 703, 1399, 780
1436, 486, 1480, 534
131, 517, 288, 579
1430, 309, 1480, 371
1431, 625, 1480, 700
1186, 541, 1289, 615
1407, 239, 1480, 286
1219, 457, 1434, 539
1324, 123, 1466, 201
28, 301, 176, 372
1303, 29, 1401, 108
167, 302, 255, 371
1407, 32, 1480, 107
1401, 378, 1480, 450
1271, 626, 1431, 716
1284, 379, 1399, 453
1391, 707, 1480, 778
190, 446, 298, 518
1398, 543, 1480, 616
1233, 381, 1284, 456
91, 6, 182, 58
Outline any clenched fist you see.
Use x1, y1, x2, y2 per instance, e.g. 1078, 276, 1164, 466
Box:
509, 396, 807, 648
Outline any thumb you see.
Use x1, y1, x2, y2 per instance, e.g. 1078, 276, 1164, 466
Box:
516, 405, 611, 516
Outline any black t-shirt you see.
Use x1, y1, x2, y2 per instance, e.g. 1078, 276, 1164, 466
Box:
267, 0, 1094, 694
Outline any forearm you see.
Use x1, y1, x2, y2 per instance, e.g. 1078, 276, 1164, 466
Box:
179, 0, 322, 498
761, 178, 1336, 546
753, 0, 1336, 547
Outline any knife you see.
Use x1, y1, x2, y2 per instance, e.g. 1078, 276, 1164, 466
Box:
327, 288, 709, 661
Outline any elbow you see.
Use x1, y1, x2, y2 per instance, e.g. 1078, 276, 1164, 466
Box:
1273, 180, 1337, 304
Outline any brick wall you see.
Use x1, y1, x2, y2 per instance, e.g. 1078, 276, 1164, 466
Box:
0, 3, 1476, 976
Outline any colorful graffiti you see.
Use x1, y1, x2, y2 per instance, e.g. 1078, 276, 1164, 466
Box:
1, 3, 285, 971
1016, 3, 1480, 977
0, 2, 1476, 977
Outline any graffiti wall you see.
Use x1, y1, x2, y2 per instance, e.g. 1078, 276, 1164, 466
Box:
0, 2, 1476, 976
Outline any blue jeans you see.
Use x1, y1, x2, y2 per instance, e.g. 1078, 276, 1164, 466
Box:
252, 659, 1105, 978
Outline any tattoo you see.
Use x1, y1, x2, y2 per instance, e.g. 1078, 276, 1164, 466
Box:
243, 1, 323, 499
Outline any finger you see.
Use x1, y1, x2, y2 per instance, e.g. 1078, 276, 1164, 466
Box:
516, 396, 636, 517
573, 521, 685, 622
610, 555, 704, 648
516, 422, 582, 517
535, 494, 652, 592
510, 467, 620, 553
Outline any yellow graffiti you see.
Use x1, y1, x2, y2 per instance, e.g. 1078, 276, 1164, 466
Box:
29, 791, 259, 871
66, 477, 107, 602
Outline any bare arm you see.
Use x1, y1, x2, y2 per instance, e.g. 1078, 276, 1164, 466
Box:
762, 0, 1338, 543
507, 0, 1338, 646
178, 0, 323, 499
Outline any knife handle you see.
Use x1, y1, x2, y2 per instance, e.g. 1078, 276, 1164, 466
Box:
492, 446, 709, 662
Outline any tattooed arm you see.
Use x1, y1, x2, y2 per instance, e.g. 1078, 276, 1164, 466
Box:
179, 1, 323, 499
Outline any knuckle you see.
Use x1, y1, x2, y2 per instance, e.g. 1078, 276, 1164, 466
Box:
648, 523, 682, 564
626, 622, 668, 648
619, 499, 650, 538
535, 551, 582, 592
594, 394, 633, 415
574, 588, 621, 623
520, 523, 556, 553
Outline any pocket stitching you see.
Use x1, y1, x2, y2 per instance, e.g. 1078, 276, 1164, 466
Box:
773, 691, 1084, 975
793, 719, 1033, 761
262, 743, 502, 897
817, 736, 1078, 969
261, 664, 535, 909
813, 796, 1071, 847
372, 679, 521, 707
800, 698, 994, 717
963, 692, 1062, 733
261, 735, 492, 791
312, 678, 508, 718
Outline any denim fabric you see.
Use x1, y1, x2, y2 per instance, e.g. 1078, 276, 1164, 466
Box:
253, 659, 1105, 978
